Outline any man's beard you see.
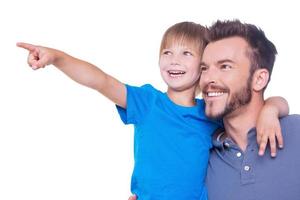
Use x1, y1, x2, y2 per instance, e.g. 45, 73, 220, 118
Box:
207, 75, 252, 120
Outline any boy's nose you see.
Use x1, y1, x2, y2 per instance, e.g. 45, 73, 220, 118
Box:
170, 54, 181, 65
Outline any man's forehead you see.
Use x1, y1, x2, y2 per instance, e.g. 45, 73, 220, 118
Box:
202, 36, 249, 63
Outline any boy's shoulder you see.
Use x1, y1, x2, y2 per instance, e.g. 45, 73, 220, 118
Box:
126, 83, 157, 92
126, 84, 163, 100
140, 83, 156, 90
139, 84, 164, 95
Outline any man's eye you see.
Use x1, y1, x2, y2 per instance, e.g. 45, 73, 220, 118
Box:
200, 66, 208, 71
221, 64, 232, 70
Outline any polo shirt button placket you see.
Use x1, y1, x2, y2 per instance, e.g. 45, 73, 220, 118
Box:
244, 165, 250, 171
236, 152, 242, 158
224, 142, 230, 148
240, 164, 255, 185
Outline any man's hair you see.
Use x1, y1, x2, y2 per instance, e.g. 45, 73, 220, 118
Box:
208, 20, 277, 81
160, 22, 208, 57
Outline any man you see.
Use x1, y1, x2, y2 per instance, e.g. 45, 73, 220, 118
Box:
202, 20, 300, 199
129, 20, 299, 200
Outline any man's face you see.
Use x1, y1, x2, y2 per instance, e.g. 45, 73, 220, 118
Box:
200, 37, 253, 119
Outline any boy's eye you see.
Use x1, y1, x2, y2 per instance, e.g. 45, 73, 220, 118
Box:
183, 51, 193, 56
162, 50, 172, 55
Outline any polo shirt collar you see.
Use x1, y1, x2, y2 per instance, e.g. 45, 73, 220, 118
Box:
212, 127, 257, 151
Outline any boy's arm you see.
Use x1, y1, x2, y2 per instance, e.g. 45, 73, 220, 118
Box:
256, 96, 289, 157
17, 42, 127, 108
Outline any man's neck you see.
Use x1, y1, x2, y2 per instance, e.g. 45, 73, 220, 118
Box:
223, 97, 264, 151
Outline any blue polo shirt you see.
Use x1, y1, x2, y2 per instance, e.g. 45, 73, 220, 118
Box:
206, 115, 300, 200
117, 84, 220, 200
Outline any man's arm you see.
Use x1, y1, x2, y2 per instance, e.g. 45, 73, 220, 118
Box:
17, 42, 127, 108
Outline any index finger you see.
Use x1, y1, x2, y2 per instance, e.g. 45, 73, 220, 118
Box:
16, 42, 37, 52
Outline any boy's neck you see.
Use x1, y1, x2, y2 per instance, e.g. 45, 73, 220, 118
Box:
167, 87, 196, 107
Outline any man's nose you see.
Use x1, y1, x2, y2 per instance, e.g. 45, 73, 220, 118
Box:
201, 67, 218, 85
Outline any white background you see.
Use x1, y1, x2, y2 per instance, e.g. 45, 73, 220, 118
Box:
0, 0, 299, 199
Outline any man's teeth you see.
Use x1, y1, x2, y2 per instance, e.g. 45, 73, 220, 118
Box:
207, 92, 224, 97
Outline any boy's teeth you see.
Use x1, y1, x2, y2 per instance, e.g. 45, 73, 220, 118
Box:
168, 70, 185, 75
207, 92, 224, 97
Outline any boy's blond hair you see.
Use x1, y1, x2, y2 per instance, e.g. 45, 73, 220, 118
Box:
159, 21, 208, 57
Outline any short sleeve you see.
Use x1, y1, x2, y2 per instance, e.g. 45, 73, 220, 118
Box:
116, 84, 157, 125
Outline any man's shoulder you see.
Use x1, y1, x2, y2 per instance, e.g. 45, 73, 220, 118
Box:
280, 114, 300, 124
280, 114, 300, 133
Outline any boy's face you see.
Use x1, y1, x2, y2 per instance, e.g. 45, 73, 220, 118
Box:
199, 37, 252, 119
159, 42, 201, 92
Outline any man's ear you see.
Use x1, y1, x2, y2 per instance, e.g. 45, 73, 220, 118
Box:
252, 68, 270, 91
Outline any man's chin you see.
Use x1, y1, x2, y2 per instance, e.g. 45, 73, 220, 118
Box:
205, 110, 224, 120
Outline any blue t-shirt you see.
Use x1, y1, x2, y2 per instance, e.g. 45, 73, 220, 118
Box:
117, 84, 220, 200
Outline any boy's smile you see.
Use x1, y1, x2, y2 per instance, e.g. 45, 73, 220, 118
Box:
167, 70, 186, 78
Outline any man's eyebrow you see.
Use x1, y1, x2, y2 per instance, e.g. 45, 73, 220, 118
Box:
200, 61, 208, 66
217, 59, 235, 64
200, 59, 235, 66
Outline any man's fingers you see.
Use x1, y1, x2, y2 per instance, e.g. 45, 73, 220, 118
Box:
269, 135, 277, 157
17, 42, 37, 52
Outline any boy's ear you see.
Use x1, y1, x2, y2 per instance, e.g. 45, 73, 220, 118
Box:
252, 68, 270, 91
